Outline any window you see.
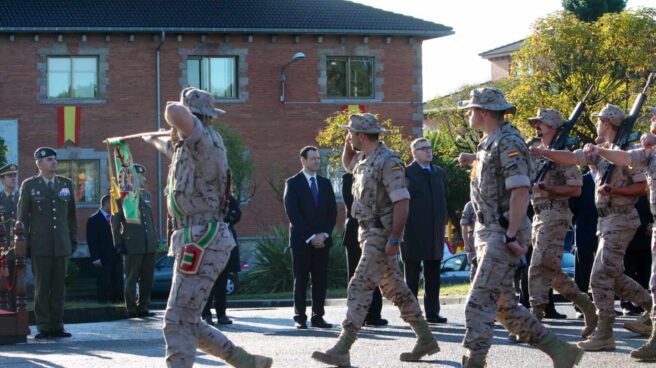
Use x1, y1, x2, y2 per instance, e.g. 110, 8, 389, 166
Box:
58, 160, 100, 205
187, 57, 237, 98
327, 57, 374, 98
47, 56, 98, 99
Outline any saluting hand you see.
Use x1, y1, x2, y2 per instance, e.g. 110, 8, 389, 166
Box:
458, 153, 475, 167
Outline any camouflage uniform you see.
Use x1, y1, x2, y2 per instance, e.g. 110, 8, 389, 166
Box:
573, 105, 651, 321
163, 89, 269, 368
458, 89, 582, 367
527, 110, 587, 308
460, 201, 477, 279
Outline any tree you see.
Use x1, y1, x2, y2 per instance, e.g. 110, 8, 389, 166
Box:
212, 123, 255, 201
0, 137, 7, 168
562, 0, 626, 22
510, 8, 656, 143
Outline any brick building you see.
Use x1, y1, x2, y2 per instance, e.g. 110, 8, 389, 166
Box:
478, 39, 524, 81
0, 0, 453, 248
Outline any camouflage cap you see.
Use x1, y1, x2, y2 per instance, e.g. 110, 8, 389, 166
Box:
133, 164, 146, 174
34, 147, 57, 160
591, 103, 625, 127
340, 113, 387, 134
0, 163, 17, 176
180, 87, 226, 117
457, 87, 516, 114
528, 108, 564, 129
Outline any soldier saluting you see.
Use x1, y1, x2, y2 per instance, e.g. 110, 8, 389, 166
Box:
17, 147, 77, 339
457, 88, 582, 368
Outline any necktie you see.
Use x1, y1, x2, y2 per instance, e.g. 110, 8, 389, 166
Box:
423, 168, 431, 175
48, 180, 54, 191
310, 177, 319, 207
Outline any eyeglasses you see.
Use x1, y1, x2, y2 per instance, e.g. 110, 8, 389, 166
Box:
415, 147, 432, 153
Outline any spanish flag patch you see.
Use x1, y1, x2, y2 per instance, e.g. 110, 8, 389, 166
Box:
392, 165, 403, 171
507, 151, 519, 158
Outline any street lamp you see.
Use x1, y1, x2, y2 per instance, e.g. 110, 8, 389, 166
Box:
280, 52, 305, 103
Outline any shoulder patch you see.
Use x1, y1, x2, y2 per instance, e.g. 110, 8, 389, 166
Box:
507, 151, 519, 158
392, 165, 403, 171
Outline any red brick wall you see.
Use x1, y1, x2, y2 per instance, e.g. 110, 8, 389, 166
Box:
0, 33, 424, 241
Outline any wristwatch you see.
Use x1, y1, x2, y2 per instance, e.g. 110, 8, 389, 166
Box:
388, 239, 400, 246
504, 234, 517, 244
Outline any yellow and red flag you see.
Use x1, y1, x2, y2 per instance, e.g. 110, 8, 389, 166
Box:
341, 104, 365, 114
58, 106, 80, 146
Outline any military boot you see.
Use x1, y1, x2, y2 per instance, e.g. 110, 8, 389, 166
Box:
224, 346, 273, 368
623, 311, 652, 336
530, 304, 546, 321
399, 320, 440, 361
630, 320, 656, 361
535, 330, 584, 367
572, 292, 597, 338
577, 317, 615, 351
461, 354, 487, 368
311, 329, 357, 367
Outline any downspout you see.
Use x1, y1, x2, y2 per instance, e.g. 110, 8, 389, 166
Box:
156, 30, 165, 242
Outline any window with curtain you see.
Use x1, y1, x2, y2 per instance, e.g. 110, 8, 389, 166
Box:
187, 57, 238, 99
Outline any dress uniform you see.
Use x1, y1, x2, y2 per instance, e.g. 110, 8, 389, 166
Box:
17, 147, 77, 339
312, 113, 439, 367
457, 88, 582, 368
0, 163, 19, 310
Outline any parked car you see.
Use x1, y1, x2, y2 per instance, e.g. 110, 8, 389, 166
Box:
151, 255, 246, 296
440, 251, 577, 285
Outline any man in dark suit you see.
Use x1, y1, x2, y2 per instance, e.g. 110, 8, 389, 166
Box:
402, 138, 448, 324
284, 146, 337, 329
87, 195, 124, 304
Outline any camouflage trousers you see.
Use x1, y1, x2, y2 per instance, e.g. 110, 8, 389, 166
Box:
463, 219, 547, 360
592, 210, 651, 319
163, 223, 236, 368
529, 209, 582, 306
649, 228, 656, 318
343, 228, 424, 333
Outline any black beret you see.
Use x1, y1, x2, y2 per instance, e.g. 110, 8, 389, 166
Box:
34, 147, 57, 160
133, 164, 146, 174
0, 163, 17, 176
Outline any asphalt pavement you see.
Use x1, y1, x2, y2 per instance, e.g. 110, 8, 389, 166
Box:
0, 302, 651, 367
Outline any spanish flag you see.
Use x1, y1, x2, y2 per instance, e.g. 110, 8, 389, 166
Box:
58, 106, 80, 146
341, 104, 366, 114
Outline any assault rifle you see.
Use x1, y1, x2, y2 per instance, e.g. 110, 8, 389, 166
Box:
533, 85, 593, 183
600, 73, 654, 188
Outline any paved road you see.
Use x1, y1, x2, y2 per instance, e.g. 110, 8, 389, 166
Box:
0, 302, 650, 367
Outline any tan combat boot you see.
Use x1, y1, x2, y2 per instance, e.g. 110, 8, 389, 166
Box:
530, 304, 546, 321
311, 329, 357, 367
535, 330, 584, 367
572, 292, 597, 338
224, 346, 273, 368
577, 317, 615, 351
461, 354, 487, 368
399, 320, 440, 361
623, 311, 652, 336
630, 320, 656, 361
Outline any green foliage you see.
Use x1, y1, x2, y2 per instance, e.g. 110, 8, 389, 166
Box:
212, 123, 255, 201
562, 0, 627, 22
511, 8, 656, 144
0, 137, 7, 167
242, 226, 348, 293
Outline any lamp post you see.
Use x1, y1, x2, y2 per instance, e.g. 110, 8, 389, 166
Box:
280, 52, 305, 103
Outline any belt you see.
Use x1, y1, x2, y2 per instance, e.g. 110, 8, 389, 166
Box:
475, 211, 499, 226
597, 205, 634, 217
358, 217, 384, 230
171, 212, 223, 230
533, 200, 568, 215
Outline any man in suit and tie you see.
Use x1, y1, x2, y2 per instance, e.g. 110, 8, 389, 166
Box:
87, 195, 124, 304
284, 146, 337, 329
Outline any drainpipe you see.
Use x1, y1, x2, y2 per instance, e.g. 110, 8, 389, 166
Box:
155, 30, 165, 242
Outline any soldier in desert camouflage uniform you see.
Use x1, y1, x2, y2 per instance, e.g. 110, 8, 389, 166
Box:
532, 103, 652, 352
148, 87, 271, 368
582, 106, 656, 360
457, 88, 583, 368
527, 109, 597, 337
311, 113, 439, 367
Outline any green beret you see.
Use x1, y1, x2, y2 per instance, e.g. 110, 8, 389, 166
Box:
133, 164, 146, 174
0, 163, 17, 176
34, 147, 57, 160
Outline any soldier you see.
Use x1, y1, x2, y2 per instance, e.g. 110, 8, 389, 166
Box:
532, 103, 652, 351
17, 147, 77, 339
527, 108, 597, 337
0, 163, 19, 309
154, 87, 271, 368
111, 163, 157, 318
581, 106, 656, 360
456, 88, 582, 367
460, 201, 477, 282
311, 113, 439, 367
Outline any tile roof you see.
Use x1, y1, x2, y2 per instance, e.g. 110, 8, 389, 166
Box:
479, 39, 525, 59
0, 0, 453, 38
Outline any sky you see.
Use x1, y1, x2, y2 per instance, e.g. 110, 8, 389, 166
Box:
351, 0, 654, 100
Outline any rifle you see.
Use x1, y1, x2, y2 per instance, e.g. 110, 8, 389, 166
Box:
533, 85, 593, 183
601, 72, 654, 187
103, 129, 172, 144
